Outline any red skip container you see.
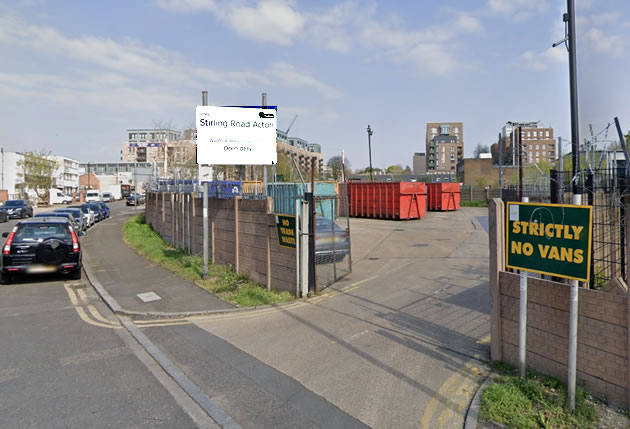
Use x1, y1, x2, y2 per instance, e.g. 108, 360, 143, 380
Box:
348, 182, 426, 220
427, 183, 461, 211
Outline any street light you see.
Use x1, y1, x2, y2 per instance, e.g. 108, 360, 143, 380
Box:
367, 125, 373, 181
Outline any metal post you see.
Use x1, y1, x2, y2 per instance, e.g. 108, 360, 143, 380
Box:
311, 157, 317, 292
199, 90, 208, 193
519, 196, 529, 378
262, 92, 268, 197
202, 182, 209, 279
567, 0, 580, 195
518, 126, 523, 201
295, 199, 300, 297
567, 193, 581, 412
499, 133, 503, 199
367, 125, 374, 181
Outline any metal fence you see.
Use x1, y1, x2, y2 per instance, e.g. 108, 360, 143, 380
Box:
313, 183, 352, 291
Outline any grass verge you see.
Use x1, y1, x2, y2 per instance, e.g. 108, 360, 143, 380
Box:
479, 361, 598, 429
122, 213, 294, 307
461, 199, 489, 207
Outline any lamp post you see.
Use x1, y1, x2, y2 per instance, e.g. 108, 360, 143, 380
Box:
367, 125, 373, 181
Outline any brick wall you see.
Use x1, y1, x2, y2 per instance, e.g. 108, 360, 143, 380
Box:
144, 192, 297, 294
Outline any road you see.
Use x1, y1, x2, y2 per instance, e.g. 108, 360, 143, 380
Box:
0, 200, 491, 428
0, 201, 214, 429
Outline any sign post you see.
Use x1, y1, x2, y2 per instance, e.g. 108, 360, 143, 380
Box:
506, 199, 592, 410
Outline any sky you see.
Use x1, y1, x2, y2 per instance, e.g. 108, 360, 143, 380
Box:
0, 0, 629, 171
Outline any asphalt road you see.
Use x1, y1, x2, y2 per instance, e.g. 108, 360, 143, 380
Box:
0, 201, 208, 429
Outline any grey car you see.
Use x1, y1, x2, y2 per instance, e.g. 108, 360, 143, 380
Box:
54, 208, 87, 235
34, 212, 82, 237
315, 216, 350, 264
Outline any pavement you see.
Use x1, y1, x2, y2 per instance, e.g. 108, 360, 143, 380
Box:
81, 204, 234, 316
78, 202, 494, 428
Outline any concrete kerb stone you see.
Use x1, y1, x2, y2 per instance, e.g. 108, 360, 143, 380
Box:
82, 256, 303, 320
464, 373, 496, 429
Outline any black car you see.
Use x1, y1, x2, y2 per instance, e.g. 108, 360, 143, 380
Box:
126, 194, 144, 206
1, 218, 82, 283
0, 209, 8, 223
2, 200, 33, 219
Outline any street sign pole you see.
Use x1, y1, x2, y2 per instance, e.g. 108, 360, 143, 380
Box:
519, 196, 529, 378
568, 193, 581, 412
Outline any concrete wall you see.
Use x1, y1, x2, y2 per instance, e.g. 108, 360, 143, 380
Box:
145, 192, 297, 294
489, 198, 630, 408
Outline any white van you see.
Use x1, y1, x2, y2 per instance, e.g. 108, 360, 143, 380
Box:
85, 190, 101, 202
49, 189, 72, 205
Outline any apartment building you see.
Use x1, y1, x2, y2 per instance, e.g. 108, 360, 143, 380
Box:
499, 122, 555, 166
121, 128, 181, 163
426, 122, 464, 172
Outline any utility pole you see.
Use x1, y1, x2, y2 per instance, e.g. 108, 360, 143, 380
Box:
567, 0, 580, 194
518, 126, 523, 202
499, 133, 503, 198
201, 90, 209, 279
262, 92, 268, 196
367, 125, 374, 181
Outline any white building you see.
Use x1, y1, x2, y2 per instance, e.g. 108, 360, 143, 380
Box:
0, 151, 26, 199
49, 155, 80, 196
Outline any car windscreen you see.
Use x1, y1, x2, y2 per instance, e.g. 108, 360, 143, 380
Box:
3, 201, 24, 207
315, 218, 345, 233
12, 224, 72, 243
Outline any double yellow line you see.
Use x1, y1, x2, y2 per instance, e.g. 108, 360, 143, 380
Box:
64, 284, 121, 329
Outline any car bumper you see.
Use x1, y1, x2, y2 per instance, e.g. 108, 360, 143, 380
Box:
2, 261, 81, 275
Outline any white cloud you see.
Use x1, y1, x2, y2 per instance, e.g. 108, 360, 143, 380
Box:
487, 0, 548, 21
517, 46, 566, 72
268, 62, 341, 99
227, 1, 304, 45
584, 28, 623, 56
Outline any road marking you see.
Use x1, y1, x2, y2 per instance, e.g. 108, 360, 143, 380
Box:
138, 321, 192, 328
64, 284, 120, 329
58, 346, 130, 367
477, 335, 491, 345
77, 288, 88, 302
0, 368, 19, 383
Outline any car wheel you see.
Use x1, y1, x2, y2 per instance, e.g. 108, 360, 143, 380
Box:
69, 269, 82, 280
0, 272, 12, 285
20, 211, 25, 219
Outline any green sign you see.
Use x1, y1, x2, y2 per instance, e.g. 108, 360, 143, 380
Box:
506, 202, 592, 281
276, 214, 296, 249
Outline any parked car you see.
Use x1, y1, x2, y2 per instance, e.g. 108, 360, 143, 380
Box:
1, 218, 82, 283
126, 193, 145, 206
0, 209, 8, 223
315, 216, 350, 264
2, 200, 33, 219
83, 203, 104, 222
101, 192, 114, 202
85, 190, 101, 202
94, 202, 110, 219
72, 205, 95, 228
34, 212, 81, 237
54, 208, 87, 235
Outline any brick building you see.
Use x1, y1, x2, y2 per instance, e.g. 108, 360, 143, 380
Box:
457, 156, 518, 188
499, 122, 556, 166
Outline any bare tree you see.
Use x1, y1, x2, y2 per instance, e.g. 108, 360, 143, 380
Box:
473, 144, 490, 158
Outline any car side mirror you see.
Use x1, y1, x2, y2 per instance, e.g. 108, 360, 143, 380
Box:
2, 232, 8, 238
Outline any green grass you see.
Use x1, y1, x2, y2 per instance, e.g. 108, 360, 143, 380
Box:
480, 362, 598, 429
461, 199, 489, 207
123, 213, 294, 307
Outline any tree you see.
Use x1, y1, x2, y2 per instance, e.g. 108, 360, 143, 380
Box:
403, 165, 412, 174
475, 176, 487, 188
473, 144, 490, 158
386, 165, 403, 174
17, 150, 57, 202
327, 155, 351, 181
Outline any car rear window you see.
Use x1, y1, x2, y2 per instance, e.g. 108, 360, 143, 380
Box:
13, 224, 72, 243
4, 201, 24, 207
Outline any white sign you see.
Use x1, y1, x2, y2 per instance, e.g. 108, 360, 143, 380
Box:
196, 106, 277, 165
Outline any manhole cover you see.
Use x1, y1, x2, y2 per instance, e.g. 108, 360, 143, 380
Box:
137, 292, 162, 303
394, 229, 405, 232
411, 244, 428, 248
368, 257, 380, 261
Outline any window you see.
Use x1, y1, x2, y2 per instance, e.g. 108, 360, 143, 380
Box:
536, 144, 539, 150
440, 125, 450, 135
545, 131, 550, 137
453, 127, 460, 134
533, 131, 537, 137
430, 127, 438, 134
527, 131, 531, 138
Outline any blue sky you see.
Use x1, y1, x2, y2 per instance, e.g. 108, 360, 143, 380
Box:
0, 0, 629, 170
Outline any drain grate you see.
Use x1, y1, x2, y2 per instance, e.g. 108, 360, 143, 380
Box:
411, 244, 428, 248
